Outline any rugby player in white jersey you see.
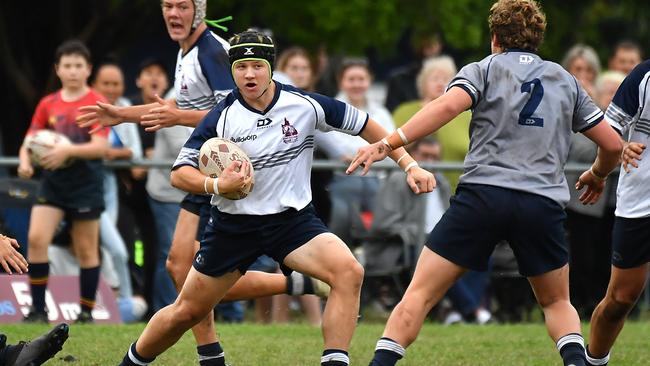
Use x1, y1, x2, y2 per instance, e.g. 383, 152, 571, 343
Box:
118, 29, 434, 366
584, 60, 650, 366
78, 2, 328, 365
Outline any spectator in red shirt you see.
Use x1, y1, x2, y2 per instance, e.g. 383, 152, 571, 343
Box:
17, 40, 109, 324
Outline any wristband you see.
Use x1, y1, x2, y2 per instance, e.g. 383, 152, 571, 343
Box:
203, 177, 210, 194
397, 128, 409, 145
590, 166, 607, 181
404, 161, 418, 173
380, 138, 394, 151
212, 177, 220, 195
396, 153, 408, 165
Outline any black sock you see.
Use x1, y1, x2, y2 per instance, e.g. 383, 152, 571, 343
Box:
286, 272, 314, 295
120, 342, 155, 366
29, 262, 49, 313
557, 333, 586, 366
321, 349, 349, 366
80, 266, 100, 313
197, 342, 225, 366
369, 337, 405, 366
585, 345, 610, 366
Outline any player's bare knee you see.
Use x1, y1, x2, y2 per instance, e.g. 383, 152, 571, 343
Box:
603, 291, 638, 321
331, 258, 364, 291
536, 295, 569, 310
174, 302, 208, 328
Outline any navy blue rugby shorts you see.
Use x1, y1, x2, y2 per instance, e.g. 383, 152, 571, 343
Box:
193, 203, 329, 277
426, 183, 568, 277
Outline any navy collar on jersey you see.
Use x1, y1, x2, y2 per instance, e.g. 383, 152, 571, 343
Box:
504, 48, 537, 54
235, 80, 283, 116
181, 28, 211, 58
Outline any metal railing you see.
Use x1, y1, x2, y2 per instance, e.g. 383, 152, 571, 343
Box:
0, 156, 599, 173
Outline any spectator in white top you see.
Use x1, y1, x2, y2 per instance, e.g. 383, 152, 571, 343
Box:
317, 57, 396, 245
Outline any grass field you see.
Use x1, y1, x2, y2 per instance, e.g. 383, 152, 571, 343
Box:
3, 322, 650, 365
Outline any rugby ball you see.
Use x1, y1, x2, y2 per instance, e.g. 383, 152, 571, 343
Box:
198, 137, 255, 200
25, 129, 73, 168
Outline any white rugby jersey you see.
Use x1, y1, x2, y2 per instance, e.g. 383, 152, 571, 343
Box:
173, 82, 369, 215
174, 28, 234, 110
606, 60, 650, 218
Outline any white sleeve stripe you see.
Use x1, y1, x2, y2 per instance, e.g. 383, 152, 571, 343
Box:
584, 109, 602, 121
606, 103, 634, 128
585, 110, 604, 124
449, 79, 478, 98
342, 105, 352, 130
343, 106, 358, 131
173, 147, 199, 169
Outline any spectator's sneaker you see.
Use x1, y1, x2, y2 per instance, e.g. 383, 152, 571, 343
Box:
310, 277, 331, 298
10, 323, 69, 366
75, 310, 93, 324
443, 311, 463, 325
23, 308, 48, 324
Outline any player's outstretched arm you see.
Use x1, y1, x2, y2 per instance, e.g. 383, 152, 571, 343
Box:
171, 162, 252, 196
77, 102, 161, 133
621, 141, 646, 172
141, 95, 209, 131
347, 87, 470, 177
0, 234, 28, 274
350, 118, 436, 194
575, 121, 624, 204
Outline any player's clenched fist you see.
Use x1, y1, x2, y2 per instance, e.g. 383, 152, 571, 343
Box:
406, 166, 436, 194
217, 160, 252, 194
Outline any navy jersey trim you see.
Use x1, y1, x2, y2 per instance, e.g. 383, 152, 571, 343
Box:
282, 84, 350, 130
356, 114, 370, 136
450, 84, 478, 109
197, 30, 235, 93
483, 54, 498, 98
236, 81, 282, 115
578, 117, 603, 133
286, 90, 320, 130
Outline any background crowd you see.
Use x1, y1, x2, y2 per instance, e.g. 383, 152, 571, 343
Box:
0, 1, 647, 326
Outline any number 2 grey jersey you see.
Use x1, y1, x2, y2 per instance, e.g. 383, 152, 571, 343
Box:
448, 50, 603, 206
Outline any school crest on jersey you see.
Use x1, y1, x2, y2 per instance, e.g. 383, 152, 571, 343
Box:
281, 118, 298, 143
180, 74, 189, 96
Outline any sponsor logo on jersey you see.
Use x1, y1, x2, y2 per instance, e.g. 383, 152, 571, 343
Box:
281, 118, 299, 143
519, 55, 534, 65
231, 134, 258, 143
257, 117, 273, 129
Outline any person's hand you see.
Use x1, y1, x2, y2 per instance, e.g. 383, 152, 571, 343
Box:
217, 160, 253, 194
40, 144, 70, 170
406, 166, 436, 194
77, 102, 123, 133
140, 95, 181, 132
575, 168, 606, 205
346, 141, 391, 176
0, 235, 28, 274
18, 160, 34, 179
622, 141, 646, 173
